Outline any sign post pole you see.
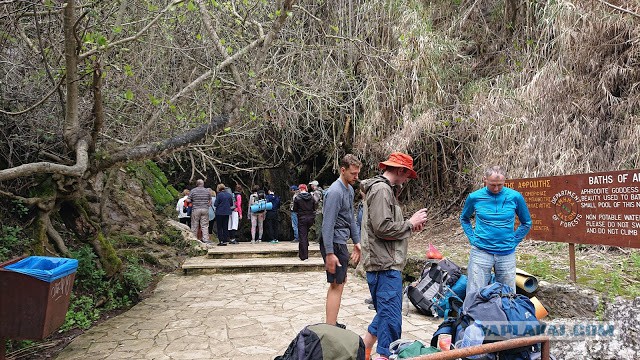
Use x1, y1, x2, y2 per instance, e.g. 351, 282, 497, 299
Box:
568, 243, 576, 282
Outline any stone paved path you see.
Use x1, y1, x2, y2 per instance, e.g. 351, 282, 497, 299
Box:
56, 271, 440, 359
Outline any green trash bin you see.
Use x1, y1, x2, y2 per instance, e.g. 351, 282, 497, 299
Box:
0, 256, 78, 340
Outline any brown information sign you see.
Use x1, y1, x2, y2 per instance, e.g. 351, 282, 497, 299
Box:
506, 169, 640, 248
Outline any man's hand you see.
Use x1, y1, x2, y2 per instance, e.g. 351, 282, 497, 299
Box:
325, 253, 341, 274
409, 208, 429, 232
350, 243, 361, 265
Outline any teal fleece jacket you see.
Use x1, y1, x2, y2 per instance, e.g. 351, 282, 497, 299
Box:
460, 186, 532, 255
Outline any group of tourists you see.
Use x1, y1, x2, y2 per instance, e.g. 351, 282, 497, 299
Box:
175, 152, 531, 360
176, 181, 285, 246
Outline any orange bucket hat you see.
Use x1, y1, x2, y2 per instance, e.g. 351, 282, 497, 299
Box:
379, 152, 418, 179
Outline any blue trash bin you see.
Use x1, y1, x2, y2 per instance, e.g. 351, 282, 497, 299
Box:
0, 256, 79, 340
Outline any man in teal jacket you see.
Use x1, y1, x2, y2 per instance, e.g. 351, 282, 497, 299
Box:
460, 166, 532, 294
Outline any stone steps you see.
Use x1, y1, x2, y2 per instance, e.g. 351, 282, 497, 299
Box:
182, 241, 324, 274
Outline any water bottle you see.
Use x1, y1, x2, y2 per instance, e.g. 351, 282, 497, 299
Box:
459, 321, 485, 359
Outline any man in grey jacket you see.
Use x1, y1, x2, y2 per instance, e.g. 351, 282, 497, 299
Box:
321, 154, 362, 328
360, 152, 429, 360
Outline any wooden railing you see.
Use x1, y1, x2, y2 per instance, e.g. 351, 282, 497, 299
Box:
414, 335, 551, 360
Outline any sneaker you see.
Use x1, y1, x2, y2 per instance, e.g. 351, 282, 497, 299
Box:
335, 322, 346, 329
256, 239, 262, 243
251, 240, 255, 244
364, 297, 373, 304
270, 239, 279, 244
217, 242, 227, 246
229, 239, 238, 245
292, 239, 299, 243
368, 304, 375, 310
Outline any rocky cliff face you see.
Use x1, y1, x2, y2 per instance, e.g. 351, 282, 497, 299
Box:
547, 295, 639, 359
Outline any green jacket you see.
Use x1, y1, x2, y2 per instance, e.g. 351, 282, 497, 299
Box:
360, 175, 413, 272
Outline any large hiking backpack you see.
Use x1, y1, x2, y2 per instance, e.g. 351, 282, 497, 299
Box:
430, 283, 547, 360
274, 323, 365, 360
406, 259, 465, 318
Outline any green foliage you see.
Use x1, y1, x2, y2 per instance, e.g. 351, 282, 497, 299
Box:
11, 200, 29, 217
123, 262, 153, 295
0, 225, 28, 262
60, 295, 100, 331
71, 245, 107, 293
61, 245, 141, 331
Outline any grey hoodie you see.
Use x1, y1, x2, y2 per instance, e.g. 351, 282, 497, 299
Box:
360, 175, 413, 272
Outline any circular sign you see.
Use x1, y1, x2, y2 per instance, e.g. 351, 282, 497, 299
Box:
554, 195, 579, 222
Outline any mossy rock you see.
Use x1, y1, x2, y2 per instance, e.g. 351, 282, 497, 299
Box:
111, 233, 145, 247
125, 161, 176, 207
97, 232, 123, 276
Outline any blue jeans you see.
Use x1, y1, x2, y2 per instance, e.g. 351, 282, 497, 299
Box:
366, 270, 403, 357
291, 212, 298, 240
467, 246, 516, 295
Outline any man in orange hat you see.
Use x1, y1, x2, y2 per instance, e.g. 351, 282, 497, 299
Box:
360, 152, 429, 360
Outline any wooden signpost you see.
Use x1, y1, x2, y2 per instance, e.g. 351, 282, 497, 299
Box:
506, 169, 640, 281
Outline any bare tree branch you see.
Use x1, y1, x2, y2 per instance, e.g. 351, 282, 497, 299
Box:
0, 76, 65, 115
63, 0, 80, 148
195, 0, 244, 87
44, 214, 71, 256
0, 139, 89, 182
129, 35, 266, 145
596, 0, 640, 18
78, 0, 187, 61
95, 115, 228, 173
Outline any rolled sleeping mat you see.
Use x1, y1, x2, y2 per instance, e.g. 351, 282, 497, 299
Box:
515, 268, 539, 294
529, 296, 549, 319
250, 201, 273, 213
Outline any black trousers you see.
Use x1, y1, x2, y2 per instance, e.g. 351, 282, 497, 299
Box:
264, 212, 279, 241
216, 215, 230, 243
297, 215, 315, 260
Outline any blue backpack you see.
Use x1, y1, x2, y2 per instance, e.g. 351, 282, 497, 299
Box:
431, 283, 546, 360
